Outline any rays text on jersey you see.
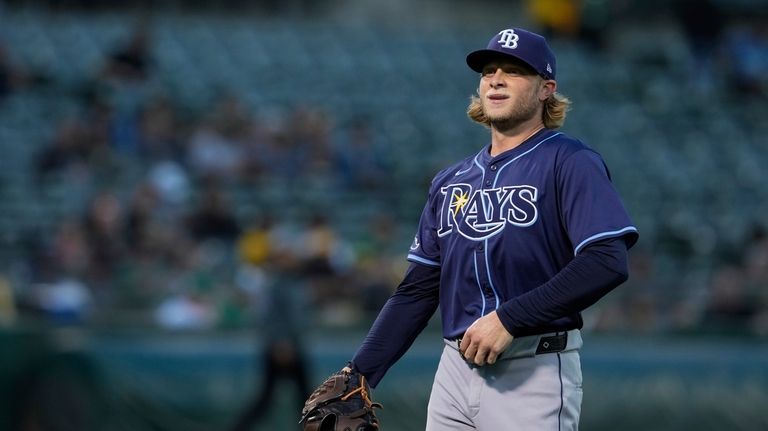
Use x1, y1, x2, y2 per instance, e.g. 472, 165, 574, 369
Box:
437, 183, 539, 241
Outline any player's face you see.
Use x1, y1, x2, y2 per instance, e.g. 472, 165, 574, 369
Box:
478, 59, 550, 131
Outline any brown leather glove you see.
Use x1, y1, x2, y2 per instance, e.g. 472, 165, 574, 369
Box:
300, 368, 383, 431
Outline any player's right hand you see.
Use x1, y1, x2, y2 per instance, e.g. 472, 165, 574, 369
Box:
459, 311, 514, 366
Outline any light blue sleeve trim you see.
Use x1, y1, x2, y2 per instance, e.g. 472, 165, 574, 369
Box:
574, 226, 638, 256
407, 254, 441, 267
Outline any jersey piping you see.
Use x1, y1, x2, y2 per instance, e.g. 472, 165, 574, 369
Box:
573, 226, 638, 255
471, 152, 501, 313
407, 254, 440, 267
492, 132, 563, 187
557, 353, 564, 431
473, 252, 487, 316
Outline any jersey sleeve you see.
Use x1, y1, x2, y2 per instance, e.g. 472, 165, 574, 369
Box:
557, 149, 638, 255
351, 262, 441, 387
406, 185, 442, 267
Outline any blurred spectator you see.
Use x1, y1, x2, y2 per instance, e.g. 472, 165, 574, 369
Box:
354, 257, 399, 317
84, 96, 118, 157
673, 0, 726, 94
24, 220, 94, 322
297, 213, 361, 325
154, 286, 217, 330
586, 246, 665, 333
186, 95, 250, 181
332, 116, 391, 191
239, 114, 280, 183
242, 105, 334, 185
300, 213, 356, 278
578, 0, 613, 50
101, 24, 153, 83
237, 214, 275, 268
230, 333, 310, 431
744, 226, 768, 335
231, 227, 311, 431
32, 277, 93, 324
154, 235, 235, 330
349, 215, 405, 315
35, 119, 94, 183
119, 178, 188, 308
0, 40, 23, 100
124, 181, 162, 254
702, 264, 758, 333
527, 0, 581, 39
354, 213, 401, 260
50, 220, 92, 279
0, 275, 16, 325
82, 191, 127, 295
147, 160, 192, 208
744, 225, 768, 289
120, 207, 193, 311
35, 97, 118, 186
0, 38, 50, 100
137, 95, 185, 161
284, 105, 334, 179
186, 181, 241, 243
93, 23, 158, 159
724, 17, 768, 98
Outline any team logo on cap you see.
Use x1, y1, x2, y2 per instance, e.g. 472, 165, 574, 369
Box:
497, 29, 519, 49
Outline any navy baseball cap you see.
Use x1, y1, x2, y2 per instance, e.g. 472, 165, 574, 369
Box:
466, 28, 556, 80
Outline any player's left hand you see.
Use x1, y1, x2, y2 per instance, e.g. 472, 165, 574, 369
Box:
459, 311, 514, 366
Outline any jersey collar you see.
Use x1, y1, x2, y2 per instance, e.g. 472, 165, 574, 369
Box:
478, 128, 554, 165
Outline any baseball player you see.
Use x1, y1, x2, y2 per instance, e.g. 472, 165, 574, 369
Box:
308, 27, 639, 431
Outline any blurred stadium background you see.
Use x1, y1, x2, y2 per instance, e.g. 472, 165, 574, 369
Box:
0, 0, 767, 430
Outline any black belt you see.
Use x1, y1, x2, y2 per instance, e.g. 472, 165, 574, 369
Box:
454, 330, 570, 357
535, 331, 569, 354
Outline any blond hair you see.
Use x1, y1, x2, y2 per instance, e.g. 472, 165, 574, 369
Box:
466, 92, 572, 129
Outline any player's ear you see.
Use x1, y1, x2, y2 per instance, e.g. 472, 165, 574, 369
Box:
539, 79, 556, 101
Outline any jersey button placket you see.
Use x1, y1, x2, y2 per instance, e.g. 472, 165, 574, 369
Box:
473, 242, 497, 311
486, 164, 497, 187
483, 286, 495, 302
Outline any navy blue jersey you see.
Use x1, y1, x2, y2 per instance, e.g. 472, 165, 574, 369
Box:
407, 129, 638, 339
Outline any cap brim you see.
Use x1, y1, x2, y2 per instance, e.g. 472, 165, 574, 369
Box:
466, 49, 537, 75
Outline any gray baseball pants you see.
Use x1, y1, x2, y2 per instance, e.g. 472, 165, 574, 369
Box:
425, 330, 583, 431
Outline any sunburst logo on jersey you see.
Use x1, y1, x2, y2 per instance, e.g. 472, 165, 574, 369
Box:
451, 190, 470, 216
